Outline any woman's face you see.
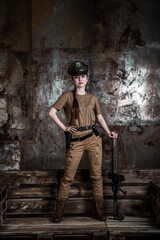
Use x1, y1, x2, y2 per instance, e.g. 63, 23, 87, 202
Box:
72, 74, 88, 88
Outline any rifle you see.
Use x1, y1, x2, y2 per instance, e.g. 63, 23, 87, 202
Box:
108, 138, 127, 220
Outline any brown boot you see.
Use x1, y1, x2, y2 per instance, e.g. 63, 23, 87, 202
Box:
93, 197, 106, 221
52, 198, 68, 223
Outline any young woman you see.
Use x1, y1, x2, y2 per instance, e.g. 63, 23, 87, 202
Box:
48, 61, 118, 223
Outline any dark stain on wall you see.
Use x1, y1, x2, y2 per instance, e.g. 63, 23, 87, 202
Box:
116, 21, 146, 51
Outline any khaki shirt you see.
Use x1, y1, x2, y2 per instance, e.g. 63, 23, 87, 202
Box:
52, 91, 102, 127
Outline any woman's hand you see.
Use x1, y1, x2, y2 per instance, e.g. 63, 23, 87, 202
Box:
64, 126, 77, 133
108, 131, 118, 139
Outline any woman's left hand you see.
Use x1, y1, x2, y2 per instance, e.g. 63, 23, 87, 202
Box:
108, 131, 118, 138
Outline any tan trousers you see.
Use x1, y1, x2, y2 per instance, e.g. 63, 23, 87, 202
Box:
57, 130, 103, 200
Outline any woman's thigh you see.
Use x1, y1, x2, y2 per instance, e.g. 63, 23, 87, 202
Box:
85, 135, 102, 175
63, 141, 85, 180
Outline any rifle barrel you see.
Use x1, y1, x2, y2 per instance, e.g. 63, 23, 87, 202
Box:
112, 138, 117, 173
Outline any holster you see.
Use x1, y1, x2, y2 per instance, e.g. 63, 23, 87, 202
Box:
64, 131, 72, 151
92, 124, 99, 136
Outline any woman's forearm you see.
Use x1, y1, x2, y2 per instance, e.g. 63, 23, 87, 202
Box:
48, 107, 66, 131
96, 114, 111, 135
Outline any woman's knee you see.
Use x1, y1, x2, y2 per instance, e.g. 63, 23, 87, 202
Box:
62, 172, 75, 184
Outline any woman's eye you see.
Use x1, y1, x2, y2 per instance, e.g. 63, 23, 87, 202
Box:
81, 75, 85, 78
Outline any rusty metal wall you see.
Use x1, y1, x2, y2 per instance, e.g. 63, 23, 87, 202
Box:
0, 0, 160, 170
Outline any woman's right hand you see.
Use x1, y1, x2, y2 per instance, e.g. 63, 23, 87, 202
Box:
64, 126, 77, 133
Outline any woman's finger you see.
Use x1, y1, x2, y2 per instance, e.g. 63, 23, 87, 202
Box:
70, 129, 76, 133
108, 132, 118, 138
112, 132, 118, 138
71, 126, 77, 131
68, 126, 77, 133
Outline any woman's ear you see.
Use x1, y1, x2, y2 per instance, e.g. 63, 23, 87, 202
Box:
71, 76, 74, 83
72, 78, 75, 84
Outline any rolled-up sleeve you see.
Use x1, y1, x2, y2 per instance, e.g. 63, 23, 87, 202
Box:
94, 96, 102, 115
52, 92, 68, 111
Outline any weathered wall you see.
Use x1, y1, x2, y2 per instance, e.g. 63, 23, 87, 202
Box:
0, 0, 160, 170
0, 0, 32, 170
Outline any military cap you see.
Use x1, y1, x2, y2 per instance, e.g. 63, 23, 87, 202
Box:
68, 61, 88, 76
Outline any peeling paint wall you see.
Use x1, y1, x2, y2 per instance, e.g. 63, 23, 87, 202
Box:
0, 0, 160, 170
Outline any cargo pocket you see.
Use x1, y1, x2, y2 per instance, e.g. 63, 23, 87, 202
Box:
65, 143, 75, 166
94, 136, 102, 166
